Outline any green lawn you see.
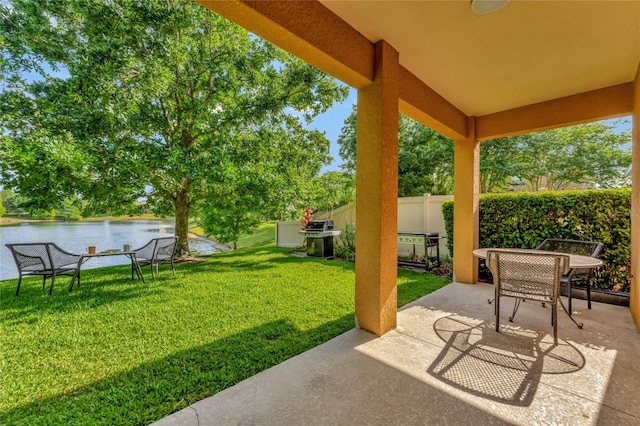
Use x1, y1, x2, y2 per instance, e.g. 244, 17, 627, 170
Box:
0, 246, 449, 425
236, 221, 276, 248
189, 220, 276, 249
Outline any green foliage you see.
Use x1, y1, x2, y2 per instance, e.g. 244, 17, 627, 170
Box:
397, 116, 454, 196
442, 189, 631, 292
0, 189, 21, 213
337, 106, 630, 196
479, 137, 521, 193
57, 197, 83, 221
334, 224, 356, 261
0, 0, 348, 256
503, 122, 631, 191
0, 246, 448, 425
0, 196, 5, 216
308, 171, 355, 214
442, 200, 454, 256
337, 104, 357, 174
337, 108, 455, 196
30, 208, 57, 220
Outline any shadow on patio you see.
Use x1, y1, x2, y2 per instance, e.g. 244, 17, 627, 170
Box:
154, 282, 640, 425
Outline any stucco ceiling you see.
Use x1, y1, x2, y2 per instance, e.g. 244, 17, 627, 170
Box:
319, 0, 640, 117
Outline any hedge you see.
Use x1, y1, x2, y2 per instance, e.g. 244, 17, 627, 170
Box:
442, 188, 631, 293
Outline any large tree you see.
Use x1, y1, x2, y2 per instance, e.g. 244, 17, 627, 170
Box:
338, 108, 454, 196
337, 107, 631, 195
509, 122, 631, 191
0, 0, 348, 256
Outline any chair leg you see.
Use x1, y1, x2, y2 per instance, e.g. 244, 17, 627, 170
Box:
509, 299, 522, 322
558, 297, 583, 329
586, 278, 592, 310
16, 276, 23, 296
495, 291, 500, 333
49, 275, 55, 295
171, 260, 176, 276
552, 302, 558, 345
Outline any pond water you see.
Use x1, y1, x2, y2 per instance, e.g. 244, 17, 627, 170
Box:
0, 220, 216, 280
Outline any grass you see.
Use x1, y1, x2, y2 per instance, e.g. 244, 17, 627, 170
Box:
188, 220, 275, 249
236, 221, 275, 248
0, 214, 165, 226
0, 246, 449, 425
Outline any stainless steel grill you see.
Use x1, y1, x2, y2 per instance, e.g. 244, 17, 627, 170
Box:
299, 220, 341, 258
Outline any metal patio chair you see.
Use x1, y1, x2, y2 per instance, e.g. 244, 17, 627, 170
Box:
535, 238, 604, 312
487, 249, 569, 345
6, 242, 82, 295
131, 236, 178, 279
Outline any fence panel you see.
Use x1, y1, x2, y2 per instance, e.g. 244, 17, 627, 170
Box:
275, 221, 305, 248
275, 194, 453, 258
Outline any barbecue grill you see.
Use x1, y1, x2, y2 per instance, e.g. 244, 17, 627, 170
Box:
299, 220, 341, 258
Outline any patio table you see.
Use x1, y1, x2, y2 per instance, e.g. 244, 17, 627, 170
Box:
68, 250, 145, 292
473, 248, 603, 269
473, 248, 603, 328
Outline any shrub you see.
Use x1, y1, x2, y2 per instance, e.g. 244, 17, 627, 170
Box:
335, 224, 355, 261
443, 189, 631, 293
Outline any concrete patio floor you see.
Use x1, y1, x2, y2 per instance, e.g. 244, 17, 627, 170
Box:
153, 282, 639, 425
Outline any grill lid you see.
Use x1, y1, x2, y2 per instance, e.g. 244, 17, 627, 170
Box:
306, 220, 334, 231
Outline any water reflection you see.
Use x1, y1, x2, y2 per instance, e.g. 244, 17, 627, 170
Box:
0, 220, 216, 280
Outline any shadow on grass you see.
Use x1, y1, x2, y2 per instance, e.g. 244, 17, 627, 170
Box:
0, 266, 165, 324
183, 246, 357, 275
2, 315, 355, 426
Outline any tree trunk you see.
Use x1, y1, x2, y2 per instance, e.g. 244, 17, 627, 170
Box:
174, 186, 191, 258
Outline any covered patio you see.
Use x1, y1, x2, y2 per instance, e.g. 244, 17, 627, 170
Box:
154, 282, 640, 424
195, 0, 640, 335
164, 0, 640, 423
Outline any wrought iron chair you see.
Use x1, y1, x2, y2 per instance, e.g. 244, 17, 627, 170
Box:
131, 236, 178, 279
487, 249, 569, 345
535, 238, 604, 312
5, 242, 82, 295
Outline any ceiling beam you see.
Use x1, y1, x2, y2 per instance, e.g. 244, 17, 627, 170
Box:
399, 67, 467, 140
476, 83, 635, 141
197, 0, 374, 88
198, 0, 469, 141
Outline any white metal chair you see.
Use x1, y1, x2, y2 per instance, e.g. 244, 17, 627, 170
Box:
487, 249, 569, 344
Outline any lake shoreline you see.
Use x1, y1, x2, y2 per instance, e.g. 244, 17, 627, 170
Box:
0, 219, 217, 280
0, 215, 172, 227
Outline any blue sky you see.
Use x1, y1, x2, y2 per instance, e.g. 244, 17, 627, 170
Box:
309, 86, 356, 174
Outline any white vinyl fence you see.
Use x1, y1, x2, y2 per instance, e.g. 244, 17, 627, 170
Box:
275, 194, 453, 258
275, 220, 306, 248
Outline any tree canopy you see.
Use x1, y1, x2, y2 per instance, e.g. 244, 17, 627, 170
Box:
0, 0, 348, 255
337, 106, 454, 197
337, 107, 631, 196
